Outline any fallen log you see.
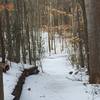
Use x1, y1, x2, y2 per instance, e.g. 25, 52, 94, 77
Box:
12, 66, 39, 100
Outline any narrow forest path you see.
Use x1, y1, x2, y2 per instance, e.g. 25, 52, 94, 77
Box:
20, 53, 89, 100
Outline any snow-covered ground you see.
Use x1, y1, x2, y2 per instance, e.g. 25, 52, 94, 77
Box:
20, 53, 100, 100
20, 52, 85, 100
4, 63, 23, 100
3, 62, 33, 100
20, 32, 100, 100
4, 32, 100, 100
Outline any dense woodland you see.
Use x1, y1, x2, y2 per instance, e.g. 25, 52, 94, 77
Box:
0, 0, 100, 100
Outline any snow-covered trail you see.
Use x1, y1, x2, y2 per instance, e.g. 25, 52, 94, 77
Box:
20, 54, 89, 100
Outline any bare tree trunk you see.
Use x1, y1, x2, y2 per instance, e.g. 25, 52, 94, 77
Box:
0, 23, 4, 98
0, 15, 5, 63
4, 0, 13, 61
85, 0, 100, 84
76, 2, 85, 68
0, 66, 4, 100
79, 0, 89, 72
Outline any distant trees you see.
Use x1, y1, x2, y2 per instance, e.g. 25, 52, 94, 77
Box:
0, 0, 44, 66
70, 0, 100, 84
0, 1, 45, 98
0, 0, 100, 93
69, 0, 87, 69
0, 0, 72, 64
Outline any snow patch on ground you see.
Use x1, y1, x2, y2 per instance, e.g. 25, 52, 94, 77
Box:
4, 32, 100, 100
20, 54, 90, 100
3, 62, 33, 100
20, 32, 100, 100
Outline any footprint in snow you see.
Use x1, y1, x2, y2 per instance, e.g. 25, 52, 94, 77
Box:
40, 95, 45, 98
28, 88, 31, 91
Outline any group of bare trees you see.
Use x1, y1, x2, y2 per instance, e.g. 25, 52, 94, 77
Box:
0, 0, 100, 99
70, 0, 100, 84
0, 0, 45, 65
0, 0, 46, 99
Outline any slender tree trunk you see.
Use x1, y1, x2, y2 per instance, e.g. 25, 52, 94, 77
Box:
0, 15, 4, 97
79, 0, 89, 72
0, 66, 4, 100
4, 0, 13, 61
76, 2, 84, 68
27, 23, 32, 65
0, 15, 5, 63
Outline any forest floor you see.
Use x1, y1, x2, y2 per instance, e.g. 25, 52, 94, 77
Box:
3, 62, 34, 100
20, 53, 99, 100
4, 32, 100, 100
19, 32, 100, 100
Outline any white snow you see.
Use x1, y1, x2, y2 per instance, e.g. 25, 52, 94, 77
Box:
3, 62, 23, 100
4, 32, 100, 100
20, 53, 89, 100
3, 62, 34, 100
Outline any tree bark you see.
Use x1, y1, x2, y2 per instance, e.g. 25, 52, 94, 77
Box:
0, 14, 4, 100
85, 0, 100, 84
0, 15, 5, 63
0, 65, 4, 100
